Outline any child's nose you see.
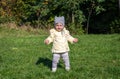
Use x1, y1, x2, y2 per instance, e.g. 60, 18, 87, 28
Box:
58, 26, 61, 28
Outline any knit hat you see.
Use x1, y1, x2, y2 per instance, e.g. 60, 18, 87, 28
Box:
54, 16, 65, 26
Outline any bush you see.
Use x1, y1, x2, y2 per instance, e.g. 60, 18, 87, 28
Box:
0, 16, 16, 23
68, 23, 84, 35
109, 19, 120, 34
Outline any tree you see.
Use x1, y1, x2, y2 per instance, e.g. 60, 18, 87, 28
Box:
84, 0, 105, 34
119, 0, 120, 16
0, 0, 119, 34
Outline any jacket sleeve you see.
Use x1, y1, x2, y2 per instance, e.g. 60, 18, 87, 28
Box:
45, 29, 55, 44
66, 30, 75, 43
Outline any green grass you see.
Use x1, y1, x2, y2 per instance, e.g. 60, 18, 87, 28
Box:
0, 27, 120, 79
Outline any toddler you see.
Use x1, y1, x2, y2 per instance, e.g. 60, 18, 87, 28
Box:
44, 16, 78, 72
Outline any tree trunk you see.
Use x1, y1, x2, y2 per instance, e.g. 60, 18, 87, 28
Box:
38, 16, 40, 28
72, 12, 75, 23
86, 9, 92, 34
119, 0, 120, 16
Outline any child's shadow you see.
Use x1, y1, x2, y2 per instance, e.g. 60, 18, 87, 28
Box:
36, 57, 52, 69
36, 57, 62, 69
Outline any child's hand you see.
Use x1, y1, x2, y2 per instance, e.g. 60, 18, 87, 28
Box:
44, 40, 49, 45
73, 38, 78, 43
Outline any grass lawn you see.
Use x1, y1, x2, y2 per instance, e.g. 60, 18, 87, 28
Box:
0, 29, 120, 79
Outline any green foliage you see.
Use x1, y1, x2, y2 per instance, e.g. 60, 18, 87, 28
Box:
0, 16, 16, 23
109, 19, 120, 33
75, 10, 86, 24
68, 23, 85, 34
61, 0, 85, 23
95, 5, 105, 15
0, 0, 119, 34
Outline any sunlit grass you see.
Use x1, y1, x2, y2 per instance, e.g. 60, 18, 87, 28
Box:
0, 28, 120, 79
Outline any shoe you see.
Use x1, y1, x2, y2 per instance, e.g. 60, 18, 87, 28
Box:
65, 67, 70, 71
52, 68, 57, 72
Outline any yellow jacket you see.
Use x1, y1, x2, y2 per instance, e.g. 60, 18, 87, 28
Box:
45, 28, 75, 53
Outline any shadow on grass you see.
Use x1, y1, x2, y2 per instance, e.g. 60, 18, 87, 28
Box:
36, 57, 52, 69
36, 57, 62, 69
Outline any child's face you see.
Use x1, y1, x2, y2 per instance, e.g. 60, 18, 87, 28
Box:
55, 23, 64, 32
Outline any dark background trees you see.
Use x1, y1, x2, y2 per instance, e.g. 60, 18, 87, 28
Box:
0, 0, 119, 34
